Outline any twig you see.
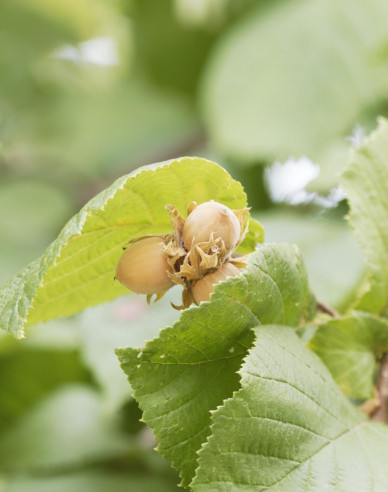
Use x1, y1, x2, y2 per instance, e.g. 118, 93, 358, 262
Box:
371, 353, 388, 423
316, 299, 339, 318
359, 387, 380, 416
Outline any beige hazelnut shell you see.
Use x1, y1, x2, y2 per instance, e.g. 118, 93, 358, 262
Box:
115, 236, 174, 294
192, 262, 241, 304
182, 201, 241, 251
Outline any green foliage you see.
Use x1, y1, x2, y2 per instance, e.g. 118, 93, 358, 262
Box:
130, 0, 217, 96
5, 472, 178, 492
2, 0, 388, 483
201, 0, 388, 162
0, 318, 180, 490
309, 312, 388, 399
0, 0, 123, 96
117, 244, 316, 487
341, 118, 388, 314
0, 385, 132, 472
113, 119, 388, 490
78, 290, 181, 413
2, 117, 388, 489
3, 118, 388, 489
260, 210, 364, 309
0, 158, 263, 338
192, 325, 388, 491
0, 346, 91, 432
41, 76, 198, 177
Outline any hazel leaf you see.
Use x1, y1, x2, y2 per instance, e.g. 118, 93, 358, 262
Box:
117, 244, 316, 487
192, 325, 388, 491
0, 157, 263, 338
341, 118, 388, 314
202, 0, 388, 162
308, 311, 388, 399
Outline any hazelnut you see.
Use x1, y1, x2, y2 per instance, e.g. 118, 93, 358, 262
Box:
192, 261, 241, 304
182, 201, 241, 252
115, 236, 174, 294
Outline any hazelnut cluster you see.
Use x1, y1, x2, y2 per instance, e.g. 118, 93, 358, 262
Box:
115, 200, 249, 308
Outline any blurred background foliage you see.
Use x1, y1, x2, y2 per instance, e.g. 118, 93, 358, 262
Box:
0, 0, 386, 489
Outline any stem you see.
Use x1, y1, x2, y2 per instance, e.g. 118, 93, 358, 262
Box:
316, 300, 339, 318
371, 353, 388, 423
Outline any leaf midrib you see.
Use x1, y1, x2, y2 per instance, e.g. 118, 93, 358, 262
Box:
137, 352, 246, 366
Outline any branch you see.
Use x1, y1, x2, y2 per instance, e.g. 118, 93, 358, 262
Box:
316, 299, 339, 318
371, 353, 388, 423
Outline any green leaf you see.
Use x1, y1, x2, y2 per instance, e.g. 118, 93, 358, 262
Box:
117, 244, 316, 487
5, 472, 179, 492
202, 0, 388, 162
308, 311, 388, 399
0, 345, 91, 433
341, 118, 388, 314
192, 325, 388, 491
0, 385, 132, 473
0, 158, 263, 338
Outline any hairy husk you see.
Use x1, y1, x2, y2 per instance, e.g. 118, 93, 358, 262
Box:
116, 200, 250, 309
